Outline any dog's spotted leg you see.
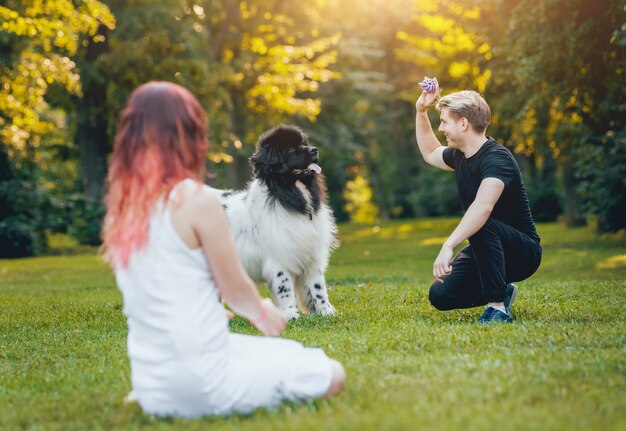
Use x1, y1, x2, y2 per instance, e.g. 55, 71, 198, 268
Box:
301, 270, 335, 316
269, 270, 299, 320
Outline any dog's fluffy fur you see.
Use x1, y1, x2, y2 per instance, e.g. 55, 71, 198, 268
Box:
219, 125, 338, 319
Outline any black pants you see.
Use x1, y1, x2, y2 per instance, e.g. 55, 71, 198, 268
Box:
429, 218, 542, 310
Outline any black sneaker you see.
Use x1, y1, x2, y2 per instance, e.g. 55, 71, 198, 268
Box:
478, 306, 514, 324
504, 283, 518, 315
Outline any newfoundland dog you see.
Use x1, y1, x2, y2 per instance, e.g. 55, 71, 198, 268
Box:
219, 125, 338, 319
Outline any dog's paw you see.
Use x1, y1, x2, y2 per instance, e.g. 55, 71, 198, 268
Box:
282, 306, 300, 320
316, 301, 336, 316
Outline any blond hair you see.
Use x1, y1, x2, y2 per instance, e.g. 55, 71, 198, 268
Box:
436, 90, 491, 134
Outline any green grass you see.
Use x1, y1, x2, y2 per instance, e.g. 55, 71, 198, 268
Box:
1, 219, 625, 431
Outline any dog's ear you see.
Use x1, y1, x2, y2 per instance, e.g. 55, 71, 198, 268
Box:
250, 146, 288, 179
270, 161, 289, 173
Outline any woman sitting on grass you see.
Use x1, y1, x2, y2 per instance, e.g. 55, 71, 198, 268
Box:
101, 81, 345, 418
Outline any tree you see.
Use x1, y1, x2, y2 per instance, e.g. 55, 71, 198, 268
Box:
482, 0, 626, 229
389, 0, 489, 217
75, 0, 339, 193
0, 0, 114, 253
0, 1, 114, 163
309, 0, 421, 220
200, 0, 340, 188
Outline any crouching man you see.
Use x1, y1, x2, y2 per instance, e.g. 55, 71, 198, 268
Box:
414, 81, 542, 324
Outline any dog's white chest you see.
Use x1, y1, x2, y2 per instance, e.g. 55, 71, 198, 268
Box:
295, 180, 312, 212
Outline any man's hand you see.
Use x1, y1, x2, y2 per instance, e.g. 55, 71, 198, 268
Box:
433, 243, 453, 282
415, 78, 440, 113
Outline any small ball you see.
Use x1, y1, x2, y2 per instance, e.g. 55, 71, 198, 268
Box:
420, 77, 437, 94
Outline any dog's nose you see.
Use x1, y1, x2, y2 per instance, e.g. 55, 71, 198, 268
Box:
309, 147, 318, 156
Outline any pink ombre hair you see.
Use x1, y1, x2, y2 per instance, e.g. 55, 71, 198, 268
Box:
101, 81, 208, 268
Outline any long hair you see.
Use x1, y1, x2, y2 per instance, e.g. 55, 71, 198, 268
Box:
101, 81, 208, 268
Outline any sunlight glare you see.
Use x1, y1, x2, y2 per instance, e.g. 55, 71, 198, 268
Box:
595, 254, 626, 270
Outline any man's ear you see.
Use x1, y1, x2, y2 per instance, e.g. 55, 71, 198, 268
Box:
460, 117, 470, 131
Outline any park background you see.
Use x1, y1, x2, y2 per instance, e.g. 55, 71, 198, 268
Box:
1, 1, 625, 430
1, 0, 625, 255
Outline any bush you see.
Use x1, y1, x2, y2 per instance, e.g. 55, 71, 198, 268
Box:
0, 146, 48, 258
527, 182, 562, 222
407, 168, 462, 217
343, 175, 379, 223
576, 129, 626, 233
66, 196, 105, 246
0, 217, 46, 258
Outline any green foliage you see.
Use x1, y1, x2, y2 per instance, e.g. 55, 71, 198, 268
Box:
396, 0, 491, 95
575, 129, 626, 232
96, 0, 214, 119
528, 188, 562, 223
483, 0, 626, 228
310, 0, 424, 219
2, 0, 625, 257
407, 167, 462, 217
1, 219, 625, 429
342, 174, 379, 223
66, 196, 105, 246
99, 0, 340, 141
0, 0, 114, 252
0, 0, 114, 155
0, 145, 48, 258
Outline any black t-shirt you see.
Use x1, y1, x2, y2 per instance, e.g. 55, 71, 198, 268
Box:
443, 138, 540, 243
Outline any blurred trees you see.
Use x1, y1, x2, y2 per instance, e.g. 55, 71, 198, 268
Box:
0, 1, 114, 158
196, 0, 339, 188
84, 0, 339, 187
1, 0, 624, 255
481, 0, 626, 230
0, 0, 114, 255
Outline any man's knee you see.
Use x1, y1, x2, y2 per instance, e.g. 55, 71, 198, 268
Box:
428, 280, 452, 311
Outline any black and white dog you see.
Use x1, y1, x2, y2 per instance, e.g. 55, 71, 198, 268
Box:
219, 125, 338, 319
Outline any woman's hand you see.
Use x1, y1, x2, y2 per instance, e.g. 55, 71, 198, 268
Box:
250, 298, 287, 337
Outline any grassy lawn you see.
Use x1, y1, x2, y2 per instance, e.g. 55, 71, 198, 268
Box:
1, 218, 625, 430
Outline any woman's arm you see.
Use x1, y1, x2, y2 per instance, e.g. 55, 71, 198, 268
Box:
171, 184, 286, 336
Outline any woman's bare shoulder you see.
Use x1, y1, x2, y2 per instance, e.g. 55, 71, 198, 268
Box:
179, 182, 225, 223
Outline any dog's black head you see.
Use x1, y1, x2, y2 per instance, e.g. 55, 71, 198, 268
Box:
250, 124, 327, 215
251, 125, 320, 179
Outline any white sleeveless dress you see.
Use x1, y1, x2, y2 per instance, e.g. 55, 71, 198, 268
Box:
115, 180, 333, 418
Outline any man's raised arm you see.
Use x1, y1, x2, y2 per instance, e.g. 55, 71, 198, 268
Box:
415, 81, 453, 171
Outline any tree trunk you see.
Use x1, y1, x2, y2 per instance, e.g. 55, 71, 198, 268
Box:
561, 158, 586, 227
226, 154, 250, 189
205, 1, 250, 189
76, 26, 110, 202
364, 141, 391, 220
226, 87, 251, 189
